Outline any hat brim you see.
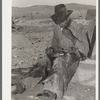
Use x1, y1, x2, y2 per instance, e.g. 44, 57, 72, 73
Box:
51, 10, 73, 24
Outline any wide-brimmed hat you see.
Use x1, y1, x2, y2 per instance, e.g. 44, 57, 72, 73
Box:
51, 4, 73, 24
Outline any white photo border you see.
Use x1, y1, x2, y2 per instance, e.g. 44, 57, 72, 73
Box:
2, 0, 98, 100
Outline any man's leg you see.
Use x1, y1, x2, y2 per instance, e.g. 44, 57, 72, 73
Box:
35, 55, 80, 100
34, 56, 65, 100
34, 56, 66, 100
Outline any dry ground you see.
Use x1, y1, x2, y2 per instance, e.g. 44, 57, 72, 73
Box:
12, 18, 95, 100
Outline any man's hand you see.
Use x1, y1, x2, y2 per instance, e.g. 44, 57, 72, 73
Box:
69, 47, 87, 61
45, 47, 55, 57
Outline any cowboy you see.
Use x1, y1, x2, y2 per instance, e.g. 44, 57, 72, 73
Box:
32, 4, 89, 100
12, 4, 89, 100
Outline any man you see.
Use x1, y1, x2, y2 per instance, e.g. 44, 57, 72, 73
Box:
31, 4, 89, 100
12, 4, 89, 100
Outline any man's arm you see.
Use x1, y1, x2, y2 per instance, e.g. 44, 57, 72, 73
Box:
75, 24, 89, 59
66, 21, 89, 60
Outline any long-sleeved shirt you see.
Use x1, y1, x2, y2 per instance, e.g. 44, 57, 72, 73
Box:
51, 20, 89, 57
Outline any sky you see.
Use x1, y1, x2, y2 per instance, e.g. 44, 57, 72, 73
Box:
12, 0, 96, 7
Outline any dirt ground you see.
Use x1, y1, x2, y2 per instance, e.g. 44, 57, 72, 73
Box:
12, 18, 95, 100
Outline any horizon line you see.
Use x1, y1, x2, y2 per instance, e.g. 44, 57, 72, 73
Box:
12, 3, 96, 8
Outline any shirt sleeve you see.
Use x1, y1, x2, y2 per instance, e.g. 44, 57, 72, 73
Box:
75, 24, 89, 56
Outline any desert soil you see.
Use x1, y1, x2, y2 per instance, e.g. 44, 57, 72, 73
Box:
12, 18, 95, 100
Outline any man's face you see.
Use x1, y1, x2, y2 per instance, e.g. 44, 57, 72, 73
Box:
59, 18, 69, 28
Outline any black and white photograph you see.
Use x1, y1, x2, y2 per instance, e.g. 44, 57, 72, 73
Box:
10, 0, 97, 100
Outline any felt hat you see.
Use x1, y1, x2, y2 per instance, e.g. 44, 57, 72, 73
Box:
51, 4, 73, 24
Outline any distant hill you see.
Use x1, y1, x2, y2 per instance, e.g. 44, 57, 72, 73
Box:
12, 3, 96, 20
65, 3, 95, 10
